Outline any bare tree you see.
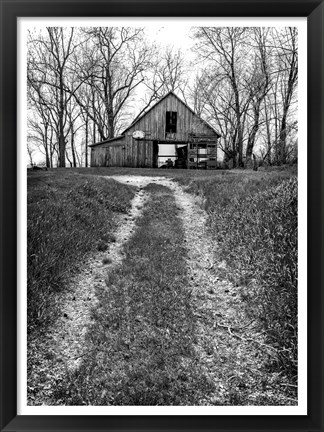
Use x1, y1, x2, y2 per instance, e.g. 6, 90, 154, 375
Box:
193, 27, 251, 167
244, 28, 271, 166
65, 98, 83, 167
193, 74, 239, 164
255, 27, 298, 165
70, 27, 154, 141
191, 26, 298, 168
126, 45, 188, 125
27, 28, 86, 167
27, 141, 35, 167
152, 46, 187, 94
275, 27, 298, 164
27, 115, 57, 167
187, 74, 208, 116
27, 79, 57, 168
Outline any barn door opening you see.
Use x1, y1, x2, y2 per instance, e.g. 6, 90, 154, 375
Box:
157, 142, 188, 169
174, 145, 188, 169
153, 140, 159, 168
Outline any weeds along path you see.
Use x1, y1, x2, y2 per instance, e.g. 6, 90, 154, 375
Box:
170, 179, 291, 405
28, 183, 149, 405
106, 176, 286, 406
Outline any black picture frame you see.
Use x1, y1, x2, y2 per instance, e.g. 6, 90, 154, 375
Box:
0, 1, 323, 431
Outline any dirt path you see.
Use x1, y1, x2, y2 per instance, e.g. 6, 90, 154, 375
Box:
106, 176, 279, 405
28, 175, 283, 406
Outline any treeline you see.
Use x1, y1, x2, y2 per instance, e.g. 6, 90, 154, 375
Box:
27, 26, 298, 168
189, 27, 298, 168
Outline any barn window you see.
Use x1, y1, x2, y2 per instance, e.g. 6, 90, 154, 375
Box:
166, 111, 177, 133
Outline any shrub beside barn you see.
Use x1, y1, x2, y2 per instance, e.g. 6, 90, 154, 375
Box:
90, 92, 221, 169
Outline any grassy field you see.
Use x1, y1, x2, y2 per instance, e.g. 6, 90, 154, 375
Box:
27, 170, 136, 334
27, 166, 298, 404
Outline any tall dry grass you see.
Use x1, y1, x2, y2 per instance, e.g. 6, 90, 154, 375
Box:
180, 169, 298, 377
27, 171, 135, 333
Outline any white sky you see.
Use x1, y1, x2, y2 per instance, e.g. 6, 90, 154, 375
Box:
145, 24, 193, 49
23, 16, 307, 55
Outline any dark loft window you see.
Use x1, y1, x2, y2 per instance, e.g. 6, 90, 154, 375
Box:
166, 111, 177, 133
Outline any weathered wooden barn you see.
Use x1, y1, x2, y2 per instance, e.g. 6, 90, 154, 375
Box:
90, 91, 221, 169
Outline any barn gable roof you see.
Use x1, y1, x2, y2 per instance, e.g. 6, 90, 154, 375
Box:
123, 91, 221, 138
89, 135, 124, 148
90, 91, 221, 148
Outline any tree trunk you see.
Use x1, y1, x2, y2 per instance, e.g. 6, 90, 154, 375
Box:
66, 150, 73, 167
278, 83, 294, 165
264, 98, 272, 165
278, 28, 297, 165
44, 123, 50, 168
93, 121, 96, 145
49, 127, 54, 168
107, 71, 115, 138
71, 132, 77, 167
232, 77, 243, 167
246, 105, 261, 167
278, 113, 287, 165
253, 153, 258, 171
58, 74, 66, 167
85, 115, 89, 167
107, 107, 114, 138
58, 133, 66, 167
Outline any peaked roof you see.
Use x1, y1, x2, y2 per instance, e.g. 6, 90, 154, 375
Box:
91, 91, 221, 147
89, 135, 124, 148
123, 91, 221, 137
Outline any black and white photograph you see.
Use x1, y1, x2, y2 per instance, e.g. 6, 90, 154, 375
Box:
22, 17, 306, 412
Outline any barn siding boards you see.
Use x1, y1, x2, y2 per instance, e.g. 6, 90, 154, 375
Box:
91, 147, 108, 167
90, 138, 127, 167
124, 92, 218, 143
90, 91, 220, 167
